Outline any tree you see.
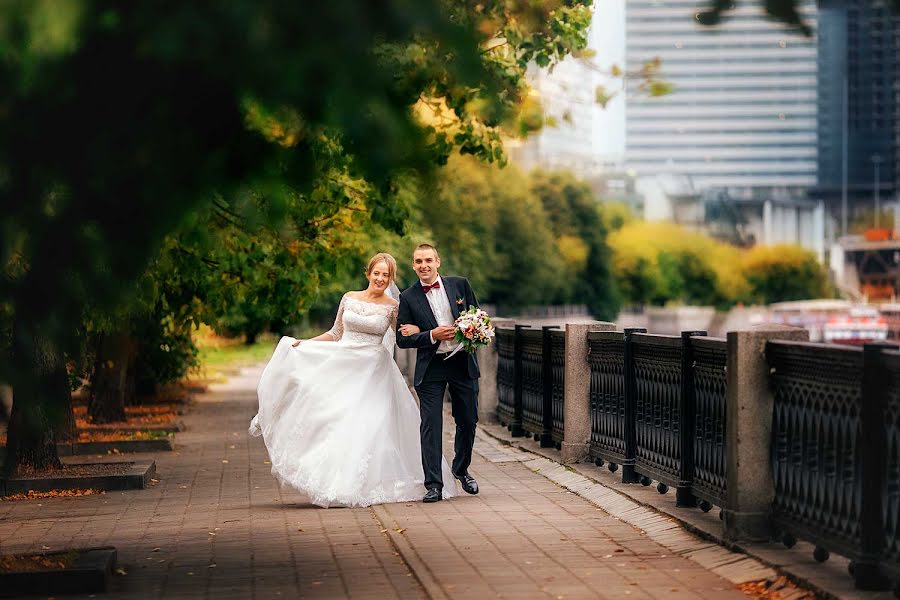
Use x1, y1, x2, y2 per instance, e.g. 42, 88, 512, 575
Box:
423, 156, 568, 310
1, 0, 824, 473
742, 245, 830, 304
0, 0, 594, 472
529, 170, 620, 320
608, 222, 748, 308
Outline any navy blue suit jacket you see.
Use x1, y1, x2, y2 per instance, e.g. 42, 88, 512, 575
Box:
396, 276, 480, 387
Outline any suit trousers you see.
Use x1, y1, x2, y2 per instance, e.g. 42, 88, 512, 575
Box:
415, 351, 479, 490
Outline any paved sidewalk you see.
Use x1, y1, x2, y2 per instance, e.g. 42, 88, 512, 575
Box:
1, 366, 751, 599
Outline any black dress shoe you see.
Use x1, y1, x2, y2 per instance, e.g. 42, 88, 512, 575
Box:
423, 487, 442, 503
454, 472, 479, 495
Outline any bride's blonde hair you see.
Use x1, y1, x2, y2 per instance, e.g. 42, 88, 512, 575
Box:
366, 252, 397, 282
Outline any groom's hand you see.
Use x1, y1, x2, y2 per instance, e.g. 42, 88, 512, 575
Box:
432, 326, 456, 341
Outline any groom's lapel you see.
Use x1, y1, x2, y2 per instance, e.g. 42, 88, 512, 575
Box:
445, 277, 462, 320
413, 281, 439, 330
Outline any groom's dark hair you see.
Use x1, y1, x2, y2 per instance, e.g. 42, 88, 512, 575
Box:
414, 243, 440, 259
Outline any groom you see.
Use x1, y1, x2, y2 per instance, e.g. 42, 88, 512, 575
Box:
397, 244, 480, 503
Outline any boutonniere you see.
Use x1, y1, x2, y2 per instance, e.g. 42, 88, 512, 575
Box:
456, 297, 464, 306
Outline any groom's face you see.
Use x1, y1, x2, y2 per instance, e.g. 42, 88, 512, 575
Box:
413, 248, 440, 284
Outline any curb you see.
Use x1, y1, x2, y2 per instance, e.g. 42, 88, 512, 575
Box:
1, 460, 156, 496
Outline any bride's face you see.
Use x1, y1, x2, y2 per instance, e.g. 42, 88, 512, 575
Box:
367, 261, 391, 294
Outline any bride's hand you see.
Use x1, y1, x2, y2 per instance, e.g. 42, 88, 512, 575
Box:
399, 324, 421, 336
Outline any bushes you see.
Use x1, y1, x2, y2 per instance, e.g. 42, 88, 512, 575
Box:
609, 223, 828, 307
609, 222, 744, 308
742, 244, 831, 304
132, 314, 199, 395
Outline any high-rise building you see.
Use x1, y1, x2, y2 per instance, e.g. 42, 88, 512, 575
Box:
624, 0, 819, 189
507, 2, 628, 178
815, 0, 900, 230
507, 57, 597, 176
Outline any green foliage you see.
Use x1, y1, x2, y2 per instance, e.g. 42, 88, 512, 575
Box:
0, 0, 595, 385
0, 0, 832, 468
529, 170, 619, 320
609, 222, 830, 308
133, 313, 199, 391
741, 244, 830, 304
597, 202, 636, 233
417, 157, 566, 309
323, 158, 621, 320
609, 222, 748, 308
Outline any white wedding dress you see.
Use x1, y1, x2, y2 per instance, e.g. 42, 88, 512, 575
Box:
249, 294, 457, 507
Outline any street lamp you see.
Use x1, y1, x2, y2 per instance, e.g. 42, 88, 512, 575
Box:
873, 154, 883, 229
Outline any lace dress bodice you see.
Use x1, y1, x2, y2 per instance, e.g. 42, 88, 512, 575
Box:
328, 295, 398, 346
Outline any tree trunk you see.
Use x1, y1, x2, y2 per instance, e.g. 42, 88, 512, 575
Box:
3, 319, 68, 476
244, 330, 259, 346
53, 379, 76, 444
0, 385, 11, 422
89, 332, 133, 423
124, 346, 139, 406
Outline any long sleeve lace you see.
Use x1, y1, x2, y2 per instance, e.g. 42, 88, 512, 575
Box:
327, 295, 346, 341
382, 305, 398, 353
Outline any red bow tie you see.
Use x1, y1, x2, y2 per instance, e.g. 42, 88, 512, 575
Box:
422, 281, 441, 293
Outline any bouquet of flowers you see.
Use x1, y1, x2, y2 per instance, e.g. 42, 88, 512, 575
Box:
451, 306, 495, 354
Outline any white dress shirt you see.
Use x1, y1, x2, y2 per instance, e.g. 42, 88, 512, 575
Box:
422, 275, 457, 353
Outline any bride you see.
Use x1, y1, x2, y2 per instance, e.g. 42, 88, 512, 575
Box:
249, 252, 457, 507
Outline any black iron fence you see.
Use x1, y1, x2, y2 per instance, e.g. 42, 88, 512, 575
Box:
520, 328, 544, 439
690, 337, 728, 511
493, 325, 900, 590
549, 329, 565, 447
632, 333, 687, 502
499, 326, 725, 506
496, 327, 516, 428
587, 330, 629, 473
766, 340, 900, 590
497, 326, 565, 448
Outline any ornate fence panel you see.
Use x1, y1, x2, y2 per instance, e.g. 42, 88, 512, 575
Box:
767, 341, 864, 560
550, 329, 566, 445
632, 334, 684, 490
588, 331, 628, 468
496, 327, 516, 427
883, 349, 900, 581
690, 336, 728, 508
520, 328, 544, 437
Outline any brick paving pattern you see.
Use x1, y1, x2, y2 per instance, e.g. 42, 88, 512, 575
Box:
0, 365, 748, 599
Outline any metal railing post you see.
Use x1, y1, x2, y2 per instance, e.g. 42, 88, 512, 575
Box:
540, 325, 559, 448
512, 325, 530, 438
677, 330, 706, 508
622, 327, 646, 484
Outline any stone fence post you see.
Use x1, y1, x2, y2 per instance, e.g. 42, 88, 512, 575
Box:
477, 318, 515, 424
723, 324, 808, 542
561, 321, 615, 464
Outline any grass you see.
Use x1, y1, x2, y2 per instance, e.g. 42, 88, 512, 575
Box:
192, 325, 282, 382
